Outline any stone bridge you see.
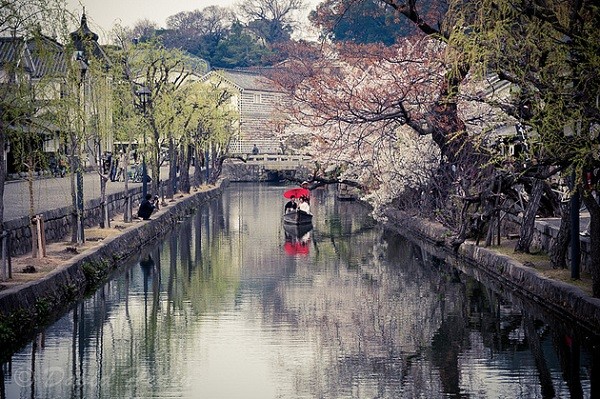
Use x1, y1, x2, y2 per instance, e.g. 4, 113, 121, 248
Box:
242, 153, 312, 171
223, 153, 313, 182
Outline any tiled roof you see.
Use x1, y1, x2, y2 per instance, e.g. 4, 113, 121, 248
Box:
0, 36, 67, 78
209, 69, 279, 92
0, 38, 33, 73
0, 38, 22, 65
26, 36, 67, 77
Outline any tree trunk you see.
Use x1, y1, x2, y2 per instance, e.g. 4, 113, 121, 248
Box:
450, 201, 470, 250
70, 155, 78, 243
179, 145, 191, 194
193, 147, 204, 188
515, 177, 545, 253
123, 147, 132, 223
550, 200, 571, 269
0, 130, 8, 278
582, 193, 600, 297
484, 176, 502, 247
167, 138, 177, 199
99, 174, 109, 228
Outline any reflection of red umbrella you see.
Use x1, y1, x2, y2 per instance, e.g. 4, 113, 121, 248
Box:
284, 241, 310, 255
283, 187, 310, 199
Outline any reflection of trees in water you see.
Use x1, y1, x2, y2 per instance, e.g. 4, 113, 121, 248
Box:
6, 186, 596, 397
257, 228, 466, 397
259, 225, 595, 397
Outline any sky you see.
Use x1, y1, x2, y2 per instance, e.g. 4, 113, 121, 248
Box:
66, 0, 320, 43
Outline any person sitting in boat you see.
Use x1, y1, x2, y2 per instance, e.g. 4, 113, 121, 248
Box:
285, 196, 298, 213
298, 196, 311, 215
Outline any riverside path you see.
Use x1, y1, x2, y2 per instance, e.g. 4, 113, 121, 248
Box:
2, 166, 171, 222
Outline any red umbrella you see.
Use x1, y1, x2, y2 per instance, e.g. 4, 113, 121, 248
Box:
283, 187, 310, 199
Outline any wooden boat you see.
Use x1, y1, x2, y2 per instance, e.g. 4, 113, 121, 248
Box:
283, 211, 313, 226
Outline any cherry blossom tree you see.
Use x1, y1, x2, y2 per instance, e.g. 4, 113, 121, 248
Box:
282, 0, 600, 295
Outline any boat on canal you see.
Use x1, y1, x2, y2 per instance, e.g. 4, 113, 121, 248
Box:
283, 210, 313, 226
282, 187, 312, 226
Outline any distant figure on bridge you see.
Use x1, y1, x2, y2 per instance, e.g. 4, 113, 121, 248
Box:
252, 144, 259, 155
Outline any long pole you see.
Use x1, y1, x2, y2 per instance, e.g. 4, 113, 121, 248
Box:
570, 171, 580, 279
76, 164, 84, 243
142, 149, 147, 198
76, 67, 86, 244
142, 101, 148, 198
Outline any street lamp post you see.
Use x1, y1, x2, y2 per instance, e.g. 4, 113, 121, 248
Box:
136, 86, 151, 198
73, 53, 87, 244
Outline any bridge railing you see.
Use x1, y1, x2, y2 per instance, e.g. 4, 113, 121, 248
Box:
229, 139, 281, 154
229, 153, 312, 170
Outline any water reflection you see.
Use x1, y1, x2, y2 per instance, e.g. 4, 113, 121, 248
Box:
283, 224, 312, 256
1, 184, 598, 398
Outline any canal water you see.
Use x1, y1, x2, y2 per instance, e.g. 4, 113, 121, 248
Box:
1, 184, 598, 398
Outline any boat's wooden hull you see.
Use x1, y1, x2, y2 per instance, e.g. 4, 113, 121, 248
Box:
283, 211, 313, 226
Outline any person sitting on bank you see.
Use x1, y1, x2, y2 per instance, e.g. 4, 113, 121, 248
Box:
297, 196, 311, 215
137, 194, 159, 220
285, 196, 298, 213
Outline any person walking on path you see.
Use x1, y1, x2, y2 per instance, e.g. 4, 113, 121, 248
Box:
115, 151, 126, 182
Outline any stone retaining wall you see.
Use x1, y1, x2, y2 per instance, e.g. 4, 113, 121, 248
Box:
534, 218, 591, 272
221, 162, 311, 183
0, 181, 227, 359
4, 186, 144, 256
383, 208, 600, 334
503, 214, 591, 273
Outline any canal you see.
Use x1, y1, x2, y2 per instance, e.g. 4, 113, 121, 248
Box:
1, 184, 598, 398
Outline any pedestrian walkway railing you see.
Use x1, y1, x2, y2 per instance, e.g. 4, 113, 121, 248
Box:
230, 153, 312, 171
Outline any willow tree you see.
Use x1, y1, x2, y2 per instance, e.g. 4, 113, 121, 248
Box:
165, 80, 237, 193
116, 37, 196, 199
195, 79, 238, 185
172, 81, 239, 192
71, 36, 114, 229
1, 0, 76, 259
1, 45, 48, 257
444, 0, 600, 293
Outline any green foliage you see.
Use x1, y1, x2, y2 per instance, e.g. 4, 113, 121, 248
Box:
212, 21, 272, 68
81, 260, 110, 290
310, 0, 413, 44
0, 309, 33, 361
450, 0, 600, 182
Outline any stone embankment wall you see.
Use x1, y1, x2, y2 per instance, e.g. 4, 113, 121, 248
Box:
502, 214, 592, 274
0, 181, 227, 358
221, 162, 311, 183
534, 218, 591, 272
5, 186, 144, 256
383, 208, 600, 334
